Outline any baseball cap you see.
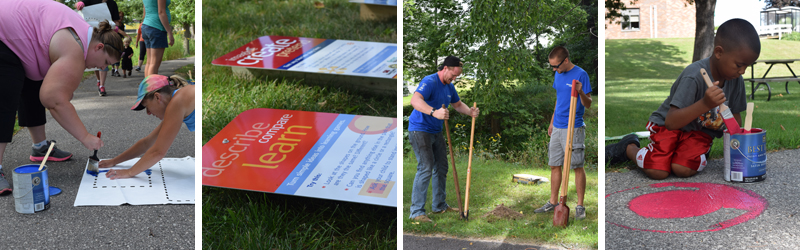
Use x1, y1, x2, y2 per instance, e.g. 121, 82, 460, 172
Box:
442, 56, 463, 67
131, 75, 171, 111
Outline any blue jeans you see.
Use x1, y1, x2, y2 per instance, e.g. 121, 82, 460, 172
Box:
409, 130, 451, 219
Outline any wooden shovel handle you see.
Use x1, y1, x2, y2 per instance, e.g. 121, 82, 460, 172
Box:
560, 81, 578, 197
442, 104, 464, 213
464, 102, 477, 214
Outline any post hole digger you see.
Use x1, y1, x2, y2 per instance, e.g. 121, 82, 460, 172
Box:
553, 80, 579, 228
443, 104, 465, 219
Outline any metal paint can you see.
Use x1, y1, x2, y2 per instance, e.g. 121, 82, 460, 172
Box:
724, 128, 767, 183
12, 164, 50, 213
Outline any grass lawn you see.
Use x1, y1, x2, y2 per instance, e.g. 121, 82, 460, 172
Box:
606, 38, 800, 171
402, 156, 599, 249
201, 0, 397, 249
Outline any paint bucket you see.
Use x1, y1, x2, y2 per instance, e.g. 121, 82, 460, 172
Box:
724, 128, 767, 183
12, 164, 50, 213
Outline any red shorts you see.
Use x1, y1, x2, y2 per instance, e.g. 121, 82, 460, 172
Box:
635, 121, 713, 173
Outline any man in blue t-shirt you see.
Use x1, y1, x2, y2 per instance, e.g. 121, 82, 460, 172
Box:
533, 46, 593, 221
408, 56, 479, 223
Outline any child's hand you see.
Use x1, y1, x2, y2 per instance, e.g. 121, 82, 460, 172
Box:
703, 81, 726, 109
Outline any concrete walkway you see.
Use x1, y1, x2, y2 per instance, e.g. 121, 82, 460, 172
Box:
0, 57, 195, 249
606, 149, 800, 249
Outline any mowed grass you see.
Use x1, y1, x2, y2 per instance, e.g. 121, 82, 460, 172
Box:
202, 0, 397, 249
606, 38, 800, 171
402, 156, 599, 249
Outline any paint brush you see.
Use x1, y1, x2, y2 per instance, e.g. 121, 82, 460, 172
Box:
87, 131, 101, 173
744, 102, 755, 133
37, 142, 55, 172
700, 68, 742, 135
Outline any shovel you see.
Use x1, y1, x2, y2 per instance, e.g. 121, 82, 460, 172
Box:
463, 102, 477, 220
442, 104, 465, 219
553, 80, 578, 228
87, 131, 101, 173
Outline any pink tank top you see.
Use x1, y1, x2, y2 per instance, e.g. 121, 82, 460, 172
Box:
0, 0, 90, 81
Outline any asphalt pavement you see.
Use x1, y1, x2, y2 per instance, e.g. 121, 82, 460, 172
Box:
606, 148, 800, 249
404, 234, 562, 250
0, 57, 195, 249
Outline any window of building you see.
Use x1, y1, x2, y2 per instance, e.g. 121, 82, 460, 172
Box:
622, 8, 640, 31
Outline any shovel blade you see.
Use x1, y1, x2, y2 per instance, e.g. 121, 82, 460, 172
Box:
553, 197, 570, 228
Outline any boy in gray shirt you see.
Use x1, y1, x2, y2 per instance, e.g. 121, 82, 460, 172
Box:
606, 18, 760, 180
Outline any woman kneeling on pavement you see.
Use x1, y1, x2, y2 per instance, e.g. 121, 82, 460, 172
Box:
0, 0, 119, 194
100, 74, 195, 179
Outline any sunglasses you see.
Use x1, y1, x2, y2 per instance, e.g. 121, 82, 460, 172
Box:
550, 57, 567, 69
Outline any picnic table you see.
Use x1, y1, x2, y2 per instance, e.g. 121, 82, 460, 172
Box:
746, 58, 800, 101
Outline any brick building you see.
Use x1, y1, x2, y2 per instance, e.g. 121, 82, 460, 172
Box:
606, 0, 696, 39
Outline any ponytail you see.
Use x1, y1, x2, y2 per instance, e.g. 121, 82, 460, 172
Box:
90, 21, 123, 59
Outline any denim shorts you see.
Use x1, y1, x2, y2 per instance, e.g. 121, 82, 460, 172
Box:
142, 24, 168, 49
99, 65, 110, 72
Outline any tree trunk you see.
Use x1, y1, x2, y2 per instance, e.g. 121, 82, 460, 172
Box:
692, 0, 717, 62
183, 23, 192, 56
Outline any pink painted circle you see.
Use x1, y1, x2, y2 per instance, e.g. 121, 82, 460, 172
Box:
606, 182, 768, 233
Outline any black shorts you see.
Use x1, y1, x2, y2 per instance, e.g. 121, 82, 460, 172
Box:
0, 40, 47, 143
138, 41, 147, 60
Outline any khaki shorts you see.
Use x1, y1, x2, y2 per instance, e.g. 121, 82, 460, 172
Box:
548, 126, 585, 169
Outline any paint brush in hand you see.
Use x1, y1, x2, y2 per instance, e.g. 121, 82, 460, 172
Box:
744, 102, 755, 133
699, 68, 742, 135
87, 131, 101, 174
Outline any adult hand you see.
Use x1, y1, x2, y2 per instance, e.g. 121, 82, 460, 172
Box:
573, 80, 583, 94
548, 123, 554, 137
470, 106, 480, 118
98, 159, 117, 169
702, 81, 726, 109
106, 168, 135, 180
81, 133, 104, 151
75, 1, 85, 10
168, 33, 175, 46
433, 108, 449, 120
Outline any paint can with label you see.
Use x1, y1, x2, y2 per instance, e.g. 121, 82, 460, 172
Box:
724, 128, 767, 183
12, 164, 50, 213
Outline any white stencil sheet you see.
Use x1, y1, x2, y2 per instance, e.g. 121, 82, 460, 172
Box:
74, 157, 195, 206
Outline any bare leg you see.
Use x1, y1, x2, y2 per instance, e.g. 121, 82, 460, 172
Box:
99, 70, 108, 86
549, 165, 561, 204
627, 143, 671, 180
0, 142, 6, 164
672, 164, 698, 177
145, 48, 165, 77
574, 167, 586, 206
27, 125, 46, 144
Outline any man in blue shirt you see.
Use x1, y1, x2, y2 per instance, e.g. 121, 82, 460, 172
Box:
408, 56, 479, 223
533, 46, 593, 221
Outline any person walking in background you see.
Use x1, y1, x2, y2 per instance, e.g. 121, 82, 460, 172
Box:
76, 0, 122, 96
142, 0, 174, 76
135, 25, 147, 72
121, 37, 134, 78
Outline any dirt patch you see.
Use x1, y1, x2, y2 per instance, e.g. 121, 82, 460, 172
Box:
482, 204, 524, 222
